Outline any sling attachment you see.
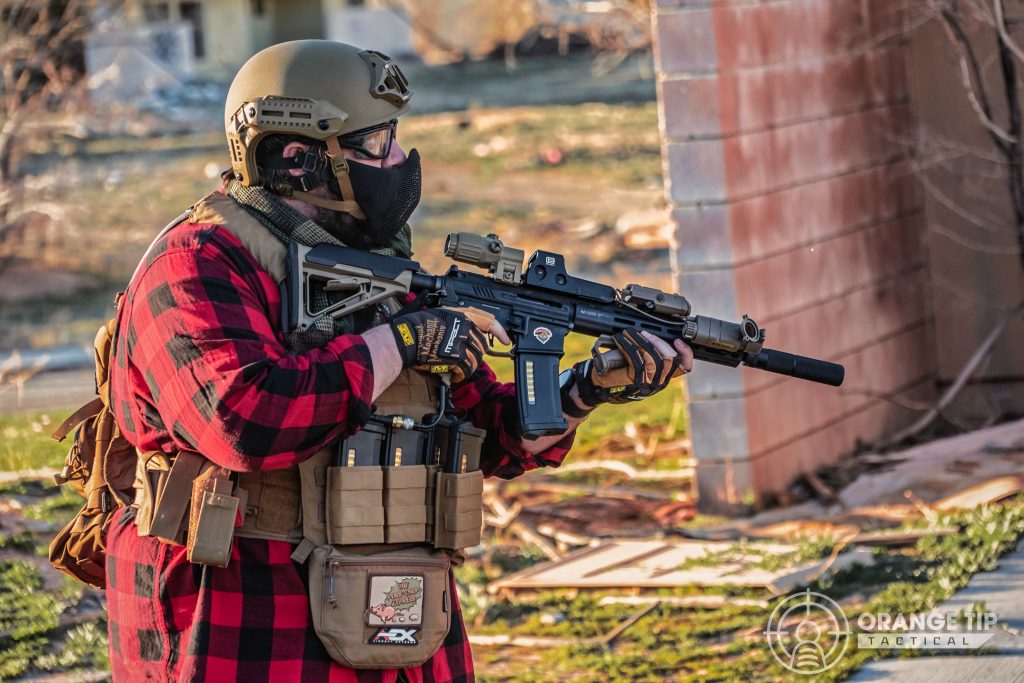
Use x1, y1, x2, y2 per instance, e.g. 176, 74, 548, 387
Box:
291, 537, 317, 564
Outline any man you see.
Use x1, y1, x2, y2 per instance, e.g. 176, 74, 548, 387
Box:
105, 40, 692, 682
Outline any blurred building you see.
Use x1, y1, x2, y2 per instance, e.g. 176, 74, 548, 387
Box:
119, 0, 413, 77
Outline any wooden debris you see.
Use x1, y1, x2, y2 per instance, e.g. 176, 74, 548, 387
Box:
839, 418, 1024, 508
469, 602, 661, 650
851, 527, 958, 547
651, 500, 697, 526
508, 520, 562, 560
597, 595, 770, 610
522, 480, 672, 502
599, 602, 660, 648
482, 487, 522, 529
534, 524, 599, 548
546, 458, 694, 481
489, 539, 874, 595
467, 633, 581, 648
932, 475, 1024, 510
805, 471, 836, 502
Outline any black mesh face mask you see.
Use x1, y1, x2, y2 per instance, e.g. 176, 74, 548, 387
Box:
345, 149, 422, 245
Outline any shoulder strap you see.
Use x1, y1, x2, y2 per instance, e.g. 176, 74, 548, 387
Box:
190, 192, 289, 283
51, 397, 104, 442
129, 208, 194, 286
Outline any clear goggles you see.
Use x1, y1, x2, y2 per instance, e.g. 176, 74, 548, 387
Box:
339, 119, 397, 160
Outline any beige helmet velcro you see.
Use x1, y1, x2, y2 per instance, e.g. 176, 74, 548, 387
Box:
224, 40, 412, 217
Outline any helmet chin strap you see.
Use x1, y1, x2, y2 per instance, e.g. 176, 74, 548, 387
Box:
284, 136, 368, 220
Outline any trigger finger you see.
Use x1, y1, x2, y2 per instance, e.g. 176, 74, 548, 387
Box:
489, 319, 511, 346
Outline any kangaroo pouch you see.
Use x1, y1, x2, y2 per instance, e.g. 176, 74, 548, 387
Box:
308, 545, 452, 668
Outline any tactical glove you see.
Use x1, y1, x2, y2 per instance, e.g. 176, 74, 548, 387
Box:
389, 309, 487, 384
575, 329, 684, 406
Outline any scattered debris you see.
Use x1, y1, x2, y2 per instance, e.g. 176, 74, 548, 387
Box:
489, 540, 874, 595
597, 594, 771, 610
548, 457, 693, 481
839, 418, 1024, 508
850, 527, 959, 547
469, 602, 660, 650
933, 475, 1024, 510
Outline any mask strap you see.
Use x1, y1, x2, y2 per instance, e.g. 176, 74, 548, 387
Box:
274, 136, 368, 220
285, 188, 365, 217
325, 136, 367, 220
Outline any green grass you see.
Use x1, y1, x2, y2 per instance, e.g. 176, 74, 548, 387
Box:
473, 501, 1024, 682
403, 102, 660, 184
0, 408, 75, 472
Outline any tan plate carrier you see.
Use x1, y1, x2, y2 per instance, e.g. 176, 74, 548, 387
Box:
131, 192, 485, 563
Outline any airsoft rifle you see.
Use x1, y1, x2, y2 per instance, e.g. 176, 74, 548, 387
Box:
284, 232, 846, 440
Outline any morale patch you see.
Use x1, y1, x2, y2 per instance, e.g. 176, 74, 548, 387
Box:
367, 575, 425, 626
533, 326, 553, 344
369, 627, 420, 646
396, 323, 415, 347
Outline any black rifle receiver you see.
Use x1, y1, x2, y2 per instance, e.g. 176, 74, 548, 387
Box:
285, 233, 846, 439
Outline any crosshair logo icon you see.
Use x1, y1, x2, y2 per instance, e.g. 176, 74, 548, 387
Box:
763, 588, 852, 674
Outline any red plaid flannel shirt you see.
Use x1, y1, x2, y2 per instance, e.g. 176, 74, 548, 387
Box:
106, 219, 575, 682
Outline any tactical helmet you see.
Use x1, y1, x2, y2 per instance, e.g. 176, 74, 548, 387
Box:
224, 40, 412, 217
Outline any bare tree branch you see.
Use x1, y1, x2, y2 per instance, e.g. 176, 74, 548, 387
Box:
937, 3, 1016, 148
879, 298, 1024, 447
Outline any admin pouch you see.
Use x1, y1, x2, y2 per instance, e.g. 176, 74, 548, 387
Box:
308, 544, 452, 668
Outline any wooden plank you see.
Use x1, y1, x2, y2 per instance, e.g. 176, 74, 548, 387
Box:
932, 475, 1024, 510
598, 595, 771, 609
489, 539, 874, 595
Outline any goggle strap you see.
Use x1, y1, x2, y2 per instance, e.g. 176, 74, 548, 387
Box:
261, 150, 326, 172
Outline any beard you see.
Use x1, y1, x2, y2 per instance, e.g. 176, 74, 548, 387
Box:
313, 205, 376, 249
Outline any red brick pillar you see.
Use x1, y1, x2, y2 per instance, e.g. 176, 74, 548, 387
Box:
652, 0, 934, 511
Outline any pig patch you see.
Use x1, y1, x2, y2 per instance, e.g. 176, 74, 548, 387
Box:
366, 575, 425, 627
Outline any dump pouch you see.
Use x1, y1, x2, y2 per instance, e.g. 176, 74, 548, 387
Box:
308, 544, 452, 669
432, 470, 484, 550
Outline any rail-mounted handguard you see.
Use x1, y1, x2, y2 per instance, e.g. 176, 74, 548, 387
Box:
284, 232, 846, 439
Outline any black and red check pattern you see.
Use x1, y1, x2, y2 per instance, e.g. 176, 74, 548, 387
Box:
107, 219, 574, 681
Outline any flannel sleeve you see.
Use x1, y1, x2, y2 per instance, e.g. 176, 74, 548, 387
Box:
450, 362, 575, 479
117, 230, 375, 472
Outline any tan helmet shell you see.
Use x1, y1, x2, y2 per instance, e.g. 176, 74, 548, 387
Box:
224, 40, 412, 187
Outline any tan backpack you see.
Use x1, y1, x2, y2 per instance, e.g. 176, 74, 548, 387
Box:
48, 211, 193, 587
48, 313, 137, 588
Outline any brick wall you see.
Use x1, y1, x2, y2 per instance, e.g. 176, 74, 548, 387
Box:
653, 0, 935, 510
